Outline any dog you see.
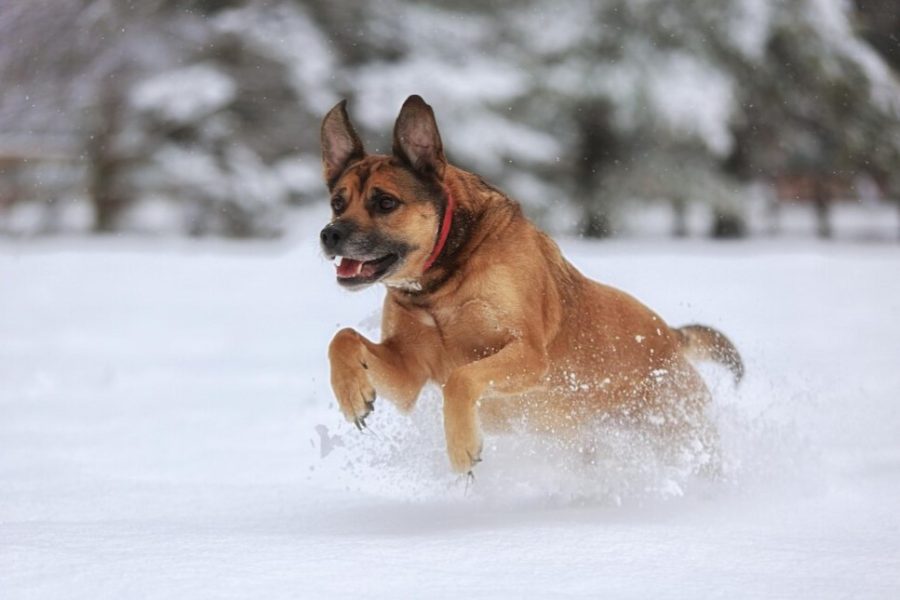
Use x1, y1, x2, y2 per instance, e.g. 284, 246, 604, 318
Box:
320, 95, 743, 475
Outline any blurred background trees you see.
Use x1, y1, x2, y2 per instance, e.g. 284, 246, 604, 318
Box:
1, 0, 898, 239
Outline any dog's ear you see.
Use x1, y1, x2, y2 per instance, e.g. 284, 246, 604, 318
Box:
321, 100, 365, 188
392, 95, 446, 179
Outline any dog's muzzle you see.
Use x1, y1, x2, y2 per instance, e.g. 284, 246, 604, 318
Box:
320, 221, 353, 256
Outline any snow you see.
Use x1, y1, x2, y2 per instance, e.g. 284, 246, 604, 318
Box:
728, 0, 774, 60
2, 213, 900, 598
352, 56, 541, 170
213, 3, 338, 114
804, 0, 900, 111
130, 63, 236, 125
642, 51, 735, 156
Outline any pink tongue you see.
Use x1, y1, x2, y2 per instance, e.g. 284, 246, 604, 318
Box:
337, 258, 363, 278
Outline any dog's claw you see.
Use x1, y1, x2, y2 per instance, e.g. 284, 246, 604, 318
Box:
464, 470, 476, 495
359, 390, 375, 413
352, 391, 374, 432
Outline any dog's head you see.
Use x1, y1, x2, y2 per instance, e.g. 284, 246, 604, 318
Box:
319, 95, 450, 290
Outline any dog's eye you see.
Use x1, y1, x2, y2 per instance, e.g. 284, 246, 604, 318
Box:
375, 194, 398, 213
331, 196, 346, 214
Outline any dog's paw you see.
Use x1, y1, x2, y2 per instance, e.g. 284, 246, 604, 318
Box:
446, 425, 483, 474
329, 329, 375, 429
333, 367, 375, 429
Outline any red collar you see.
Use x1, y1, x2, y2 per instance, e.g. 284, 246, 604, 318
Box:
422, 186, 454, 272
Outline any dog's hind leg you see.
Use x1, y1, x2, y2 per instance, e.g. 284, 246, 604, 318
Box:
652, 363, 722, 478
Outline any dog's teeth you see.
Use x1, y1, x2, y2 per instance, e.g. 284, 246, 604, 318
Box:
333, 256, 343, 266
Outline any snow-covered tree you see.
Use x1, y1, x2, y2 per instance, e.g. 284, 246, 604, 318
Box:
487, 0, 900, 237
1, 0, 897, 238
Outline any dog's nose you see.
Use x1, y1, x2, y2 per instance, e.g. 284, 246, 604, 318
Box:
320, 222, 348, 253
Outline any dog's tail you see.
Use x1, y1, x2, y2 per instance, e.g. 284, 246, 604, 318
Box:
674, 324, 744, 384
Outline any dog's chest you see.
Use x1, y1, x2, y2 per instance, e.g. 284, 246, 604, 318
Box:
425, 299, 509, 364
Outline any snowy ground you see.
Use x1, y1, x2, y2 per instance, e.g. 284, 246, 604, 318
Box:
2, 216, 900, 598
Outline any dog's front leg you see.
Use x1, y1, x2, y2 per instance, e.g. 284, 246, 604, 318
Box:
329, 328, 428, 428
442, 338, 549, 473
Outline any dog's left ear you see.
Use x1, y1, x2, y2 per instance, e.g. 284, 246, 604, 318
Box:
393, 95, 446, 179
321, 99, 365, 188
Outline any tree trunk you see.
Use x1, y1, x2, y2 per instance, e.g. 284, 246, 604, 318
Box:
767, 186, 781, 237
87, 86, 126, 233
813, 178, 833, 239
582, 208, 613, 238
672, 196, 688, 237
710, 206, 746, 239
90, 159, 124, 233
574, 101, 618, 239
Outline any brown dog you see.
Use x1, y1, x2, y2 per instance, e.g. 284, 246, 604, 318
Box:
320, 95, 743, 475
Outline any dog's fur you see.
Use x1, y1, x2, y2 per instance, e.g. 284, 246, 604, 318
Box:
320, 95, 743, 474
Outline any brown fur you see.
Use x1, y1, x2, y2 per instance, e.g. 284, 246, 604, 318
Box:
321, 96, 742, 474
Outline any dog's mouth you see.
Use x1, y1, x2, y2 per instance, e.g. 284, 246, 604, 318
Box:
334, 254, 400, 287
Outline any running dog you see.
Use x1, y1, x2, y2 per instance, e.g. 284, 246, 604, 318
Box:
319, 95, 742, 474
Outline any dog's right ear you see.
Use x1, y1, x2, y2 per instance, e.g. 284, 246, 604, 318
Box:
321, 100, 365, 188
